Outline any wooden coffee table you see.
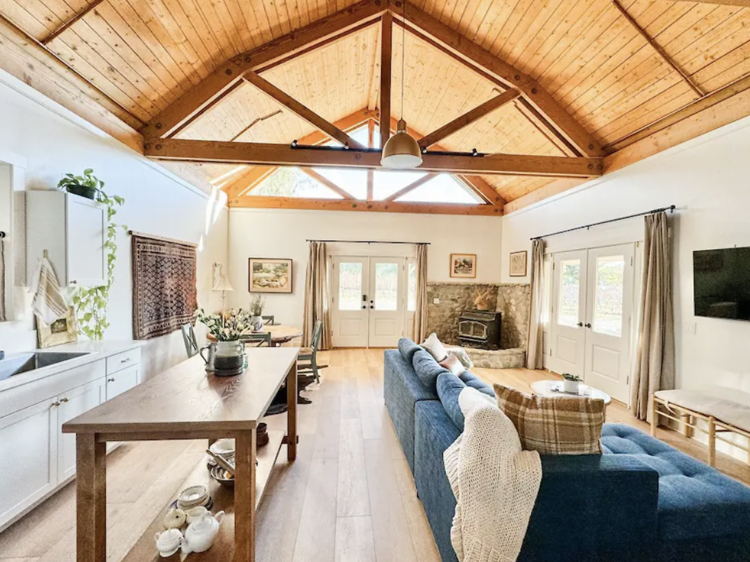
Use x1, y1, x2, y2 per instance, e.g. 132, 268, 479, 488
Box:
63, 347, 299, 562
530, 379, 612, 405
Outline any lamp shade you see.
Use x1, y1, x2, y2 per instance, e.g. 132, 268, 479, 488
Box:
381, 118, 422, 169
212, 275, 234, 292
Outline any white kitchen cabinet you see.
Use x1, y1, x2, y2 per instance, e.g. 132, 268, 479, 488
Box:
26, 190, 107, 287
106, 364, 140, 401
0, 397, 58, 527
57, 378, 105, 482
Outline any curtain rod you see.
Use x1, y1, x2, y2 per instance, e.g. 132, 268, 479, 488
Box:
306, 239, 430, 245
530, 205, 675, 241
128, 230, 198, 247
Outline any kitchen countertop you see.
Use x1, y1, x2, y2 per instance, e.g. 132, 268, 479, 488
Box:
0, 340, 145, 393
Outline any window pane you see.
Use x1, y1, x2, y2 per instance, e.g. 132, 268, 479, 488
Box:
374, 262, 398, 311
558, 260, 581, 328
338, 262, 363, 311
312, 167, 368, 199
349, 125, 372, 148
592, 256, 625, 337
407, 262, 416, 311
373, 170, 428, 200
396, 174, 482, 204
252, 167, 342, 199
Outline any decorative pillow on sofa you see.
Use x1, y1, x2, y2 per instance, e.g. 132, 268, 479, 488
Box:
398, 338, 422, 363
421, 333, 448, 362
439, 355, 465, 376
446, 346, 474, 369
494, 384, 605, 455
437, 373, 467, 429
413, 349, 450, 391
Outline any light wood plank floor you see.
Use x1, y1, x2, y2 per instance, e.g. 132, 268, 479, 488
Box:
2, 348, 749, 562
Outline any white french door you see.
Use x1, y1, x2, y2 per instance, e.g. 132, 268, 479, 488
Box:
548, 244, 636, 404
331, 256, 411, 348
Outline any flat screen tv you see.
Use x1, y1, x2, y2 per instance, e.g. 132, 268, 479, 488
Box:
694, 247, 750, 321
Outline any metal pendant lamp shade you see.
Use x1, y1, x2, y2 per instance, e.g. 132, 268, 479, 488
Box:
381, 118, 422, 169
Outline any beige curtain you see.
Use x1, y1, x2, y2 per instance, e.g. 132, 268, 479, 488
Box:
631, 212, 675, 421
526, 239, 545, 369
413, 243, 428, 342
303, 241, 332, 350
0, 240, 6, 322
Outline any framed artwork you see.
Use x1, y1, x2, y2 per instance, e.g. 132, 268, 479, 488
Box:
509, 251, 528, 277
37, 307, 78, 348
450, 254, 477, 279
249, 258, 293, 293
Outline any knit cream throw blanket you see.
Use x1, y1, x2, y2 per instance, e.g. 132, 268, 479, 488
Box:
444, 388, 542, 562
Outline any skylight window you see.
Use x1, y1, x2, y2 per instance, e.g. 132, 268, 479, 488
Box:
373, 170, 428, 200
251, 167, 342, 199
396, 174, 482, 204
312, 167, 368, 199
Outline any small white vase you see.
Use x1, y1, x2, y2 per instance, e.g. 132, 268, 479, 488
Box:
562, 380, 580, 394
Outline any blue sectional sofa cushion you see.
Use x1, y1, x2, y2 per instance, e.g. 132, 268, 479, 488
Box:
398, 337, 422, 364
459, 371, 496, 398
413, 349, 450, 392
602, 424, 750, 542
436, 373, 467, 430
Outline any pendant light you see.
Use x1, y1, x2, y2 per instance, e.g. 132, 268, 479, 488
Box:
381, 3, 422, 169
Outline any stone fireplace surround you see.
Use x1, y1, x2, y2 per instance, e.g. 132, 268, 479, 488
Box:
425, 282, 530, 369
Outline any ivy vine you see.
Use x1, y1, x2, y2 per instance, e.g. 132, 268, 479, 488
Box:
71, 191, 127, 340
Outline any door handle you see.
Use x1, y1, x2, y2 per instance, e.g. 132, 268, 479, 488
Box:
585, 323, 592, 328
361, 305, 367, 310
577, 322, 583, 327
369, 305, 374, 309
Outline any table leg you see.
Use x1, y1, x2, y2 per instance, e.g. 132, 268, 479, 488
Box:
287, 362, 297, 462
235, 431, 257, 562
76, 433, 107, 562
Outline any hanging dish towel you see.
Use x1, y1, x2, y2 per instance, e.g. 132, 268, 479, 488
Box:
30, 256, 68, 324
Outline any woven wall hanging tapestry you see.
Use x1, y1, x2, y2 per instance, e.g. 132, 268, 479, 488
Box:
132, 234, 197, 340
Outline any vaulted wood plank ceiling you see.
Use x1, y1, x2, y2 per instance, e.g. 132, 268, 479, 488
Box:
2, 0, 750, 212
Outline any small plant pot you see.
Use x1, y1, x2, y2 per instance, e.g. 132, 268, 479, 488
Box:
562, 380, 580, 394
66, 184, 97, 200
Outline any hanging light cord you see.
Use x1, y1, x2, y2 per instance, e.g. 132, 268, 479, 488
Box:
401, 0, 406, 121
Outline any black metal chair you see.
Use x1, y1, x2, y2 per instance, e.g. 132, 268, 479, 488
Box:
298, 320, 327, 385
181, 324, 199, 358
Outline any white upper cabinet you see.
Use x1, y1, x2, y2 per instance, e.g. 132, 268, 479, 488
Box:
26, 191, 107, 287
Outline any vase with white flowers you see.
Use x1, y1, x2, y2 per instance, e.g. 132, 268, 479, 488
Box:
195, 308, 250, 373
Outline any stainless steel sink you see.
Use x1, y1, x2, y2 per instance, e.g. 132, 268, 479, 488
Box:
0, 352, 91, 381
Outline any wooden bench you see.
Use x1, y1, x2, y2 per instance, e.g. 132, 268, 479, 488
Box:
652, 388, 750, 467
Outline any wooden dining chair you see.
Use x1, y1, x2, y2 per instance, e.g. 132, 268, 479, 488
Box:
262, 315, 276, 326
240, 333, 272, 347
181, 324, 199, 358
298, 320, 327, 385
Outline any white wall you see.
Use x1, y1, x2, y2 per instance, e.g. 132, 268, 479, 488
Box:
501, 115, 750, 400
0, 69, 228, 379
227, 208, 503, 326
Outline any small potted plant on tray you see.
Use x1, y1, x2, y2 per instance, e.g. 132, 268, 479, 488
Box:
58, 168, 107, 201
249, 294, 265, 332
561, 373, 583, 394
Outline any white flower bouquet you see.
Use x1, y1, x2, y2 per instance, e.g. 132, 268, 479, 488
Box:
194, 308, 251, 341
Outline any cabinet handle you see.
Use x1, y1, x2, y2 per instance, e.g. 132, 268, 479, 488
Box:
107, 377, 115, 382
51, 401, 61, 407
60, 397, 69, 403
120, 358, 131, 364
70, 280, 77, 285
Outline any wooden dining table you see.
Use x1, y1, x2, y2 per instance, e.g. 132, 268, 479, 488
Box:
63, 347, 299, 562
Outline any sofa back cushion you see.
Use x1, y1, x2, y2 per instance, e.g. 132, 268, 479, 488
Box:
459, 371, 495, 398
398, 338, 422, 364
495, 384, 605, 455
413, 349, 450, 392
437, 373, 467, 430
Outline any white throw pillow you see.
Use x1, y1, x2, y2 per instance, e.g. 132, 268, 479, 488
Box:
421, 333, 448, 362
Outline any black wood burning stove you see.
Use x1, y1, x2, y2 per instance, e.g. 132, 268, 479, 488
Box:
458, 311, 502, 350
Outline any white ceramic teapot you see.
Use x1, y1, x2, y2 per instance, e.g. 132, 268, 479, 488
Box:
154, 528, 183, 558
182, 511, 225, 554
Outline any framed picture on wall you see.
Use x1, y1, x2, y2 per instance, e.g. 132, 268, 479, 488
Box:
450, 254, 477, 278
248, 258, 293, 293
509, 251, 528, 277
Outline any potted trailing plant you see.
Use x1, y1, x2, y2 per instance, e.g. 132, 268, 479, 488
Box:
249, 294, 265, 331
58, 169, 107, 201
561, 373, 583, 394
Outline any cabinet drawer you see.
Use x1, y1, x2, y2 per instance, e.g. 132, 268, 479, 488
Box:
106, 349, 140, 375
106, 365, 139, 401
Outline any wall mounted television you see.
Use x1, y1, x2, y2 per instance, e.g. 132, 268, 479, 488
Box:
694, 247, 750, 321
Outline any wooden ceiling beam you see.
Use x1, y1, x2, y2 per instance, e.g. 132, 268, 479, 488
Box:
391, 1, 603, 158
228, 195, 502, 216
610, 0, 704, 98
300, 168, 356, 199
674, 0, 750, 6
242, 73, 365, 148
379, 12, 393, 147
41, 0, 105, 44
514, 99, 580, 157
140, 0, 387, 139
223, 166, 277, 198
384, 173, 436, 201
418, 89, 521, 149
145, 139, 602, 178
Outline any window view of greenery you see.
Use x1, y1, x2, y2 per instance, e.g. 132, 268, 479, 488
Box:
375, 263, 399, 311
252, 167, 342, 199
592, 256, 625, 337
558, 260, 581, 327
338, 262, 363, 310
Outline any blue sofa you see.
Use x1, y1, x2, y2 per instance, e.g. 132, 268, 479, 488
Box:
384, 339, 750, 562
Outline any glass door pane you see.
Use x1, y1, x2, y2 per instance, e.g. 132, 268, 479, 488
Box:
373, 262, 399, 311
338, 262, 363, 310
592, 255, 625, 337
558, 259, 582, 327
